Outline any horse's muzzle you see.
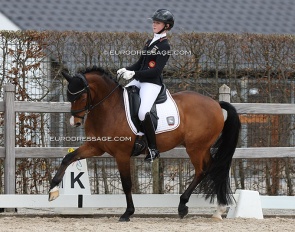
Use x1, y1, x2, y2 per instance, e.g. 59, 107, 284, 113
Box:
70, 116, 83, 127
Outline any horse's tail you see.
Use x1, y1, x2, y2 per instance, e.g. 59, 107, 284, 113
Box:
195, 101, 241, 205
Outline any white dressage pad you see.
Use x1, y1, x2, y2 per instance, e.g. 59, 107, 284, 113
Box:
123, 88, 180, 134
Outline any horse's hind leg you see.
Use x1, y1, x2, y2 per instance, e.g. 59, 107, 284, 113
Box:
212, 204, 227, 220
178, 148, 209, 218
178, 173, 205, 218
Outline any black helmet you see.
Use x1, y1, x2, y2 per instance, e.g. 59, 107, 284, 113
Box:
151, 9, 174, 30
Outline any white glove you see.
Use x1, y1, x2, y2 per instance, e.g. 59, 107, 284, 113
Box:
117, 68, 126, 78
122, 70, 135, 80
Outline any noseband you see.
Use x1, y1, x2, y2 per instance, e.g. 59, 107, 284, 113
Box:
68, 73, 120, 120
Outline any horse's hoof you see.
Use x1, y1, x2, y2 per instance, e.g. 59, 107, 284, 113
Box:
211, 214, 223, 221
178, 205, 188, 219
48, 186, 59, 201
119, 217, 130, 222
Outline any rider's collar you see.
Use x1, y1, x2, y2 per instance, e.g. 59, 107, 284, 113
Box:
153, 33, 166, 40
149, 33, 166, 46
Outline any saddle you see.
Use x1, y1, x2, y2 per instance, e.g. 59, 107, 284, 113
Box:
125, 84, 167, 133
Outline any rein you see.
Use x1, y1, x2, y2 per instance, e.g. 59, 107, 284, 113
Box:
69, 74, 120, 119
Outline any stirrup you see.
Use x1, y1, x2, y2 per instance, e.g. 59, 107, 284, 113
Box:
144, 148, 160, 163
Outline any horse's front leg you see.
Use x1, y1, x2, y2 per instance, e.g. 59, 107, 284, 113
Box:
48, 144, 102, 201
116, 155, 134, 222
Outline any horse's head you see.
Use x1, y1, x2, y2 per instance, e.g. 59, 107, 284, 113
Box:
62, 67, 121, 127
62, 71, 93, 127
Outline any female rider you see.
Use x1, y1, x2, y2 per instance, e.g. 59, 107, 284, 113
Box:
117, 9, 174, 162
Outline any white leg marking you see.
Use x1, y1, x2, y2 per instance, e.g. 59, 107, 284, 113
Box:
48, 186, 60, 201
212, 204, 227, 220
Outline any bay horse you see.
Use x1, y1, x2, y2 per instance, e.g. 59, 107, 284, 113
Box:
48, 66, 241, 221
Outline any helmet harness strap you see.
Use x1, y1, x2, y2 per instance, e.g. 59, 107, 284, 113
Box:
156, 24, 169, 34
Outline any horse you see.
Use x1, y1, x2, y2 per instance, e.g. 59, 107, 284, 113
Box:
48, 66, 241, 221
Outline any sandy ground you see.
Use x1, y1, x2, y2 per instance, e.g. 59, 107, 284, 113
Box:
0, 208, 294, 232
0, 215, 294, 232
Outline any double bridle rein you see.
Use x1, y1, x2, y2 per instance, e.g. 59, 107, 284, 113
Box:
68, 73, 120, 120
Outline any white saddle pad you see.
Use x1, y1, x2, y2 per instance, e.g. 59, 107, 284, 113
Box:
123, 88, 180, 134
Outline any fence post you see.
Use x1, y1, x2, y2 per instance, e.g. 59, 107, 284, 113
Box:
152, 159, 160, 193
219, 84, 233, 190
4, 84, 16, 196
219, 84, 231, 103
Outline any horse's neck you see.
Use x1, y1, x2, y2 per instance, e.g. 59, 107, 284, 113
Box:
85, 78, 124, 133
94, 76, 122, 107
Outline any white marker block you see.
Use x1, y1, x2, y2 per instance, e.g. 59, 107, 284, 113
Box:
59, 159, 91, 195
227, 190, 263, 219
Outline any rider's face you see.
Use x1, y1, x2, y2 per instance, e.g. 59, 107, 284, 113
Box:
153, 21, 166, 33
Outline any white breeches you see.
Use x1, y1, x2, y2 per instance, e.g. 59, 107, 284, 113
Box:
126, 80, 161, 121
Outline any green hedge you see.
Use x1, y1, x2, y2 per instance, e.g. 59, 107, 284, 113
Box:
0, 30, 294, 101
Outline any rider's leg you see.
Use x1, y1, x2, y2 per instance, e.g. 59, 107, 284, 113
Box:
138, 82, 161, 162
138, 82, 161, 121
125, 79, 141, 88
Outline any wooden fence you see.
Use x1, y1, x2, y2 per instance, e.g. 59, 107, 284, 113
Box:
1, 84, 295, 195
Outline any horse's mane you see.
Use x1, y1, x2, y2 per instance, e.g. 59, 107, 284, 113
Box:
78, 66, 121, 85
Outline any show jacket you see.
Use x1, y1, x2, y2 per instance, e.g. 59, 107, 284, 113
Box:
126, 37, 170, 86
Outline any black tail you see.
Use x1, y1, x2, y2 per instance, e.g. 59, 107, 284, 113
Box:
195, 101, 241, 205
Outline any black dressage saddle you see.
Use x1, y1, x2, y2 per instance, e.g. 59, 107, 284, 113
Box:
125, 84, 167, 132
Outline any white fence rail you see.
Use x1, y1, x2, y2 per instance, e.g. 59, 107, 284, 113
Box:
0, 194, 293, 209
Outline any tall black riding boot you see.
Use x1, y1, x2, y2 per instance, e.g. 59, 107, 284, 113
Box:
141, 112, 160, 162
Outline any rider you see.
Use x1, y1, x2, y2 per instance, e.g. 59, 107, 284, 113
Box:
117, 9, 174, 162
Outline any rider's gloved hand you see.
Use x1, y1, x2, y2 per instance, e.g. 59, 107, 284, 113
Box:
122, 70, 135, 80
117, 68, 126, 78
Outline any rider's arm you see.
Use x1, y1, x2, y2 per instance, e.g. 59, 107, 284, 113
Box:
126, 55, 144, 71
126, 40, 151, 71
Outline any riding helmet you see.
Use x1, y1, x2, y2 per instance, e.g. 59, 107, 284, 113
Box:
151, 9, 174, 30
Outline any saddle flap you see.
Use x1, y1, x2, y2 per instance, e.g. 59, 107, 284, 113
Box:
155, 84, 167, 104
126, 86, 140, 118
123, 87, 180, 135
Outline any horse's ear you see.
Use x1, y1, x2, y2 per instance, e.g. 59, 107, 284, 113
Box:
61, 71, 72, 82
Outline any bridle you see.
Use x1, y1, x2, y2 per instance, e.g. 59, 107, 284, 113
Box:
68, 73, 120, 120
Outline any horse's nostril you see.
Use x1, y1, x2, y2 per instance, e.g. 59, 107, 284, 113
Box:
75, 122, 82, 127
